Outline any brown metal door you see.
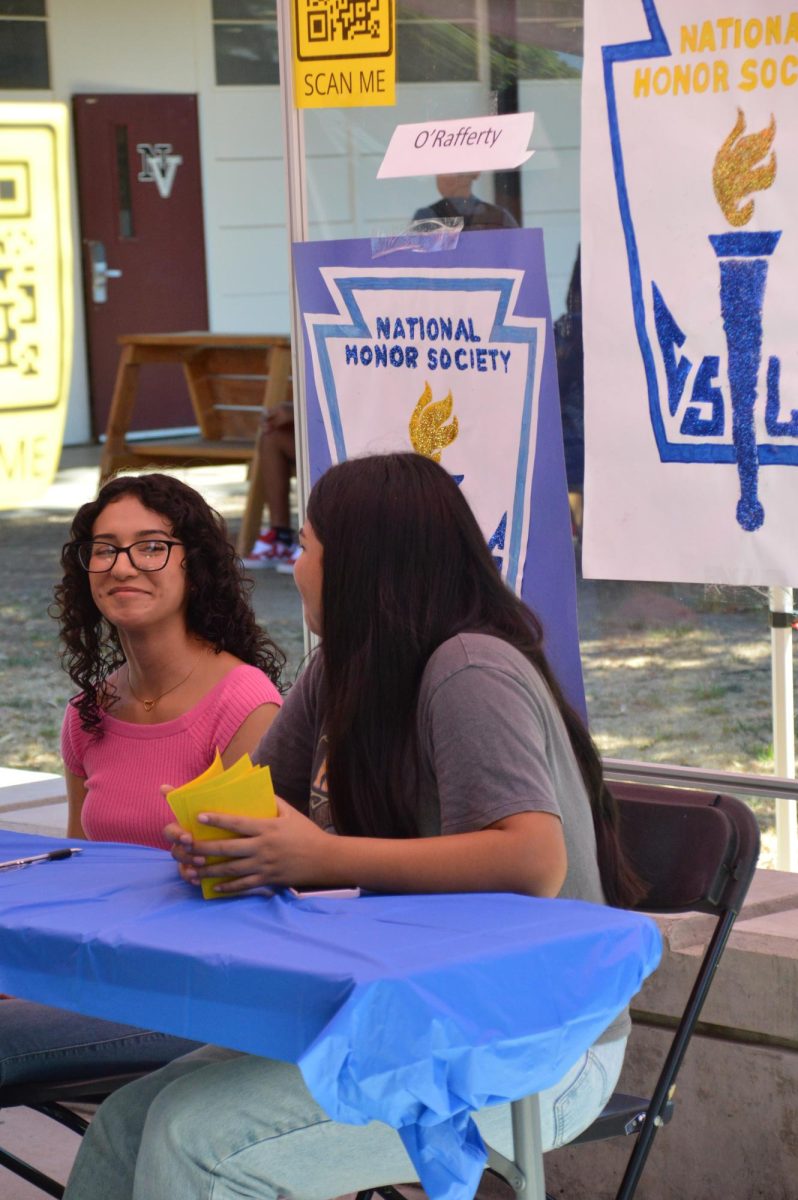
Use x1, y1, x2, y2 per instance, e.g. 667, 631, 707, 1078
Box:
73, 94, 209, 436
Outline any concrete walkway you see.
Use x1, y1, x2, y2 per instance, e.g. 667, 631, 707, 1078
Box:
0, 1108, 80, 1198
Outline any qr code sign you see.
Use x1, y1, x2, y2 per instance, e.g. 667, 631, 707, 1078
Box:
0, 125, 65, 411
297, 0, 393, 60
0, 166, 41, 392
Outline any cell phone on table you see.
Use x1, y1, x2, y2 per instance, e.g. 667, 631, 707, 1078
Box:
287, 886, 361, 899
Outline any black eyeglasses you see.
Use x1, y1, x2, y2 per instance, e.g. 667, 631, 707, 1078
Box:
73, 540, 183, 573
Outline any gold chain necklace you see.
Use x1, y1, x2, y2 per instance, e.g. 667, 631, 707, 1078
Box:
126, 652, 204, 713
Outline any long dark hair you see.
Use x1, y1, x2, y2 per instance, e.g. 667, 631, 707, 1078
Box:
53, 473, 285, 735
306, 452, 640, 908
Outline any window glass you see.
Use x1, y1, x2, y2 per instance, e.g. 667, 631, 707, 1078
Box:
397, 19, 478, 83
303, 0, 580, 310
212, 0, 278, 85
397, 3, 479, 83
516, 0, 582, 75
0, 17, 49, 88
115, 125, 135, 240
0, 1, 46, 15
212, 0, 275, 17
214, 20, 279, 85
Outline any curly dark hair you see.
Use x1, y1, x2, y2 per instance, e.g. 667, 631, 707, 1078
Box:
53, 473, 286, 735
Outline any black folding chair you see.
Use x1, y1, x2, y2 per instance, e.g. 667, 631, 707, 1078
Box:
358, 782, 760, 1200
561, 782, 760, 1198
0, 1070, 150, 1197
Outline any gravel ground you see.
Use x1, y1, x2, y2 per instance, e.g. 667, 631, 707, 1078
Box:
1, 449, 793, 866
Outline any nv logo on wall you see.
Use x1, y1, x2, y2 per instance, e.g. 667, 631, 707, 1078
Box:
602, 0, 797, 534
136, 143, 182, 199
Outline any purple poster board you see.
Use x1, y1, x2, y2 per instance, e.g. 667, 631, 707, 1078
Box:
293, 229, 585, 714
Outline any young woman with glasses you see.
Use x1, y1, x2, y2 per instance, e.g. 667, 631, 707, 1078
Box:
56, 472, 285, 846
64, 452, 642, 1200
0, 472, 285, 1092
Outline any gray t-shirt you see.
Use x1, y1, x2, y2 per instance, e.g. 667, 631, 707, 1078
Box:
255, 632, 629, 1044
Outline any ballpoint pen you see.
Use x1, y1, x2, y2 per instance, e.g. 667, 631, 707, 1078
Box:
0, 848, 84, 872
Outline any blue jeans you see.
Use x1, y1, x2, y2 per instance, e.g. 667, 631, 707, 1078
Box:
0, 999, 200, 1087
63, 1037, 626, 1200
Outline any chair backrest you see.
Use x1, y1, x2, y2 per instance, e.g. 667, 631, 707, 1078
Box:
610, 781, 760, 918
589, 783, 761, 1200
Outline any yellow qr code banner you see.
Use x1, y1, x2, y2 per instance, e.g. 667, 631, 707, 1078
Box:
0, 103, 73, 508
292, 0, 395, 109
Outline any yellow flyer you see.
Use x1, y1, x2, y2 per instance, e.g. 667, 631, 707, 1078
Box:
166, 753, 277, 900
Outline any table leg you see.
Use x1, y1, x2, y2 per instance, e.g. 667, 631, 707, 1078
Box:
511, 1095, 546, 1200
236, 345, 293, 557
485, 1094, 547, 1200
183, 350, 224, 440
237, 428, 268, 557
100, 346, 140, 482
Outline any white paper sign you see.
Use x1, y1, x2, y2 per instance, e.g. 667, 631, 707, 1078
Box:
581, 0, 798, 586
377, 112, 535, 179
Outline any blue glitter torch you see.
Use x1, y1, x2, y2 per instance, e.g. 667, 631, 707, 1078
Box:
708, 230, 781, 532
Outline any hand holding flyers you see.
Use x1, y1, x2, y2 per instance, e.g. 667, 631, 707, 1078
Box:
165, 751, 277, 899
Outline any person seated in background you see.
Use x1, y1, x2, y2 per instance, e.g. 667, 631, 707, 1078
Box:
244, 401, 299, 570
63, 452, 642, 1200
553, 248, 585, 542
413, 171, 519, 231
0, 472, 285, 1087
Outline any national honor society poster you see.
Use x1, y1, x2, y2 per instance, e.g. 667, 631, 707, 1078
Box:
293, 229, 585, 712
582, 0, 798, 585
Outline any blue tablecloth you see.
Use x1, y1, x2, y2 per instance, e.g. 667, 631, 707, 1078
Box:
0, 832, 661, 1199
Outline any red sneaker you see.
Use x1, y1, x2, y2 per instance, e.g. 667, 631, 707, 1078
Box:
242, 529, 293, 569
275, 542, 302, 573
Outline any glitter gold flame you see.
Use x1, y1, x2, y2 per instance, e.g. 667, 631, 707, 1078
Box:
409, 382, 459, 462
712, 108, 776, 227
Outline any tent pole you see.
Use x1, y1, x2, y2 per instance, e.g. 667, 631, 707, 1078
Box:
276, 0, 311, 656
769, 586, 798, 870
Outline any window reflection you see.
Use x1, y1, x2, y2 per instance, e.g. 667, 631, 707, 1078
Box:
413, 172, 519, 230
0, 1, 46, 15
214, 20, 279, 85
213, 1, 278, 85
517, 0, 583, 73
397, 4, 479, 83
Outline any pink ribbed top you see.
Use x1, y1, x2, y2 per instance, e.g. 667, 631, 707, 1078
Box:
61, 664, 281, 850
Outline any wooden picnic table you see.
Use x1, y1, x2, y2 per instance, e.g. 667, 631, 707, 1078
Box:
99, 332, 292, 556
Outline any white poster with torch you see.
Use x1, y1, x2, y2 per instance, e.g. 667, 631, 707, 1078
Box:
581, 0, 798, 585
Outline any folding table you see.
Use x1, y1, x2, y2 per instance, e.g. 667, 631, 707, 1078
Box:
0, 832, 661, 1200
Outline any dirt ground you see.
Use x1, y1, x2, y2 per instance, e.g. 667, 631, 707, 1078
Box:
0, 451, 792, 866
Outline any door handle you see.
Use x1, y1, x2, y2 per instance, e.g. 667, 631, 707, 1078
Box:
87, 240, 123, 303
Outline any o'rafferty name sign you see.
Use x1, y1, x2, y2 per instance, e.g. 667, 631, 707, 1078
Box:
377, 112, 535, 179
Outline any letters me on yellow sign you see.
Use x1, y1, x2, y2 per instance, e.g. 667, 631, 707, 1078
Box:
292, 0, 395, 109
0, 103, 73, 508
